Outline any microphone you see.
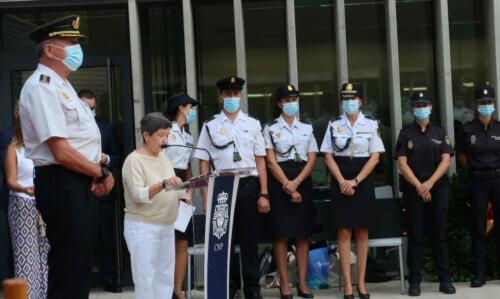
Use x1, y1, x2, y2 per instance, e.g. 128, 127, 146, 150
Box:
162, 144, 216, 172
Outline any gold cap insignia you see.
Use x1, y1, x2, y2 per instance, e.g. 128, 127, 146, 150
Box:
408, 140, 413, 149
346, 83, 353, 92
230, 77, 235, 84
484, 89, 488, 95
72, 17, 80, 30
288, 85, 293, 91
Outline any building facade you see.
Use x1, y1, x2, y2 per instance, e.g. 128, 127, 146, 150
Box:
0, 0, 496, 285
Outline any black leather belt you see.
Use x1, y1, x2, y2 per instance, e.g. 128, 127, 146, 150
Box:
470, 169, 500, 180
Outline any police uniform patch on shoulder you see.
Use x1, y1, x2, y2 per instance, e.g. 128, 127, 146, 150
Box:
445, 135, 451, 145
408, 140, 414, 149
39, 75, 50, 84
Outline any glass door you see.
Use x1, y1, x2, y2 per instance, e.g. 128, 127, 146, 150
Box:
2, 55, 135, 287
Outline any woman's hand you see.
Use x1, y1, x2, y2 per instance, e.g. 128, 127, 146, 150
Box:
340, 180, 356, 195
24, 186, 35, 197
417, 180, 434, 196
257, 196, 270, 213
162, 176, 183, 189
283, 180, 298, 194
290, 191, 302, 203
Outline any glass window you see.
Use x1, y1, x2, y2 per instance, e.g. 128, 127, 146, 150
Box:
397, 0, 439, 125
244, 0, 288, 123
140, 2, 186, 112
1, 9, 129, 56
193, 0, 237, 123
449, 0, 488, 125
295, 0, 338, 186
346, 0, 391, 185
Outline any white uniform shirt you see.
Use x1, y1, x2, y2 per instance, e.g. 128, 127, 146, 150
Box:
165, 122, 194, 170
19, 64, 101, 166
320, 112, 385, 157
193, 111, 266, 176
263, 115, 318, 162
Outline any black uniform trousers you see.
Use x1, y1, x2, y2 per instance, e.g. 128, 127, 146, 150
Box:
404, 178, 451, 283
35, 165, 98, 299
97, 199, 119, 286
470, 175, 500, 274
230, 176, 263, 297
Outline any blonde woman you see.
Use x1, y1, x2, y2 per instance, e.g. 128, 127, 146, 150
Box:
5, 116, 49, 299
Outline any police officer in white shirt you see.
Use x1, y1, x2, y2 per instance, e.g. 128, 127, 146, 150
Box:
19, 15, 115, 299
263, 84, 317, 299
164, 92, 197, 299
320, 83, 384, 299
194, 76, 269, 299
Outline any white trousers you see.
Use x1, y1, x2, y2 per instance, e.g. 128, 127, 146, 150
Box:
124, 219, 175, 299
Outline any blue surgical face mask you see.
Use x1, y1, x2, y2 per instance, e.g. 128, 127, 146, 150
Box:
282, 102, 299, 117
477, 104, 495, 117
186, 108, 196, 124
53, 44, 84, 71
223, 97, 240, 113
342, 99, 360, 115
413, 107, 432, 120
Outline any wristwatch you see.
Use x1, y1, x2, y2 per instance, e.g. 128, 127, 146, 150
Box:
259, 193, 269, 199
98, 166, 110, 180
354, 177, 360, 187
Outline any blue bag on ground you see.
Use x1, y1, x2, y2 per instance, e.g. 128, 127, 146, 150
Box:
307, 247, 330, 289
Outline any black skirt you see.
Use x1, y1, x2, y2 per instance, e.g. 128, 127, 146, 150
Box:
174, 168, 193, 244
268, 161, 313, 238
329, 156, 376, 229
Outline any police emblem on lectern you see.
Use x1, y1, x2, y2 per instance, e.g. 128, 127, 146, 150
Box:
213, 191, 229, 239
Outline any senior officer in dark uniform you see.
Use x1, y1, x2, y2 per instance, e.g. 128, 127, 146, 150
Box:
264, 84, 317, 299
164, 92, 198, 299
19, 16, 115, 299
456, 86, 500, 288
395, 91, 455, 296
194, 76, 269, 299
320, 83, 385, 299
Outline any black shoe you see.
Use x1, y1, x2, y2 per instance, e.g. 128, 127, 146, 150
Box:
439, 281, 456, 294
471, 273, 486, 288
244, 291, 263, 299
280, 288, 293, 299
343, 293, 354, 299
408, 282, 420, 296
296, 286, 314, 298
357, 287, 370, 299
103, 284, 122, 293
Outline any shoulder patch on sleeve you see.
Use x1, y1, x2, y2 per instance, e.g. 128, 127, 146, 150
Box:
39, 74, 51, 84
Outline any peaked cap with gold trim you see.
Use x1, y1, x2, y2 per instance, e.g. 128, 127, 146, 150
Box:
28, 15, 86, 44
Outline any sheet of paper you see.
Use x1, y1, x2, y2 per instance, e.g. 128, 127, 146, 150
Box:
175, 201, 196, 233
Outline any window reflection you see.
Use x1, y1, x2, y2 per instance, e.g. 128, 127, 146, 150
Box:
295, 0, 338, 186
244, 0, 288, 123
449, 0, 488, 125
346, 0, 391, 185
141, 2, 186, 112
193, 0, 236, 124
397, 0, 439, 125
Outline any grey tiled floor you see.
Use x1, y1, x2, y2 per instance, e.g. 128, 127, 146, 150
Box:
86, 280, 500, 299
